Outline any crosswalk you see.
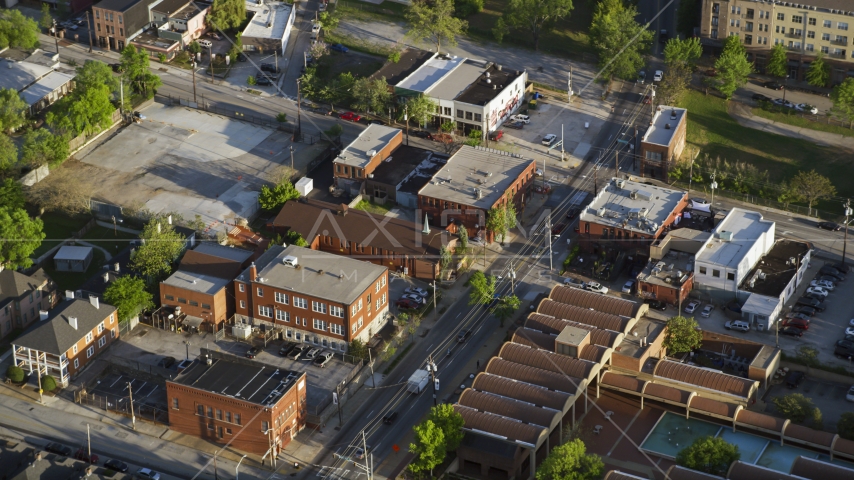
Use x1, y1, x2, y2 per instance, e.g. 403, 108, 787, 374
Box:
314, 465, 366, 479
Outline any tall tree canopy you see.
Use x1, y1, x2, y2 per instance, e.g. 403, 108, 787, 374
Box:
663, 316, 703, 355
0, 88, 28, 134
0, 10, 41, 50
0, 207, 44, 269
766, 44, 788, 78
405, 0, 468, 53
589, 0, 653, 80
831, 77, 854, 128
806, 53, 830, 88
536, 439, 604, 480
104, 276, 154, 322
714, 35, 753, 99
120, 45, 162, 98
677, 436, 740, 475
207, 0, 246, 30
131, 218, 186, 281
664, 37, 702, 68
788, 169, 836, 215
503, 0, 574, 51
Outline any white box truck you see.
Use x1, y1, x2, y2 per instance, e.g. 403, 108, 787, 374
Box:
407, 369, 430, 394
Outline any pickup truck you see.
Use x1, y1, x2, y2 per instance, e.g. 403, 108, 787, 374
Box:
407, 369, 430, 394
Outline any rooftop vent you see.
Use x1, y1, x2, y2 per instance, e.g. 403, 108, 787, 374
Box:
68, 316, 78, 330
670, 109, 677, 120
39, 310, 49, 321
282, 255, 298, 267
719, 231, 733, 242
630, 189, 652, 201
367, 149, 377, 157
615, 178, 627, 189
665, 124, 671, 129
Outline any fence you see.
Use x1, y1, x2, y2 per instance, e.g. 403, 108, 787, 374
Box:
675, 181, 837, 220
75, 389, 169, 425
68, 109, 122, 152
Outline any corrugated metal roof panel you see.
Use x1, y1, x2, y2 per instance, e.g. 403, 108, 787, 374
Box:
453, 404, 547, 448
548, 285, 641, 318
499, 342, 598, 381
537, 300, 630, 333
526, 313, 623, 348
655, 360, 756, 398
458, 390, 560, 430
485, 358, 585, 395
472, 373, 570, 412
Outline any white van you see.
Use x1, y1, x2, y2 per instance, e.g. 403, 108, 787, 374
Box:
197, 39, 212, 49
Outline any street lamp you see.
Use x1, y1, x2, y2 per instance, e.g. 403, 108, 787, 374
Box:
184, 340, 190, 360
843, 199, 852, 267
710, 172, 718, 206
295, 78, 303, 142
782, 74, 790, 103
235, 454, 248, 480
289, 145, 295, 172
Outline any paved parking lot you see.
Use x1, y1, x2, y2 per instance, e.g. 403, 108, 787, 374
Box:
765, 376, 852, 430
88, 370, 167, 411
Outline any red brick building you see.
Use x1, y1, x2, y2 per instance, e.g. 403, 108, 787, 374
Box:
417, 145, 537, 242
166, 350, 307, 456
334, 124, 403, 195
271, 199, 447, 280
640, 106, 687, 182
233, 245, 389, 353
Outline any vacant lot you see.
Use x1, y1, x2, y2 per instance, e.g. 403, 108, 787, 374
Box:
752, 105, 854, 139
81, 226, 138, 254
32, 213, 91, 258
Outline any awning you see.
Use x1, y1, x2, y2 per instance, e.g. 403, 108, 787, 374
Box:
183, 315, 205, 328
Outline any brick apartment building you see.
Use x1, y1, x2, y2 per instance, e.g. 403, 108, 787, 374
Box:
160, 243, 253, 332
12, 294, 118, 387
417, 145, 537, 242
233, 245, 389, 353
92, 0, 207, 55
166, 349, 306, 456
640, 106, 687, 182
0, 267, 57, 340
272, 199, 447, 280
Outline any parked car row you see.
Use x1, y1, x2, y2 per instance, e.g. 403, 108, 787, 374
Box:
277, 343, 334, 367
44, 442, 138, 475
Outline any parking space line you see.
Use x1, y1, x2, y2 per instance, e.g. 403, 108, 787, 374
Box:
109, 375, 124, 388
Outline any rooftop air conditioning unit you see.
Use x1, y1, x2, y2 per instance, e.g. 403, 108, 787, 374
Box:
719, 231, 733, 242
367, 149, 377, 157
597, 207, 607, 217
283, 255, 298, 267
615, 179, 626, 189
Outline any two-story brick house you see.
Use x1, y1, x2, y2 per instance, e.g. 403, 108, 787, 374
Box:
233, 245, 389, 353
640, 106, 687, 182
0, 267, 57, 340
333, 124, 403, 196
13, 294, 119, 387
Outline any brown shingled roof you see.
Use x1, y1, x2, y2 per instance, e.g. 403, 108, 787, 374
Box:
604, 471, 647, 480
526, 313, 623, 348
644, 383, 691, 404
499, 342, 598, 381
512, 328, 556, 351
655, 360, 756, 398
179, 250, 243, 280
453, 404, 548, 447
537, 300, 630, 332
790, 456, 854, 480
580, 344, 610, 362
665, 465, 725, 480
472, 373, 571, 412
727, 461, 804, 480
601, 372, 645, 393
549, 285, 641, 318
485, 358, 584, 394
689, 396, 739, 419
784, 423, 836, 448
833, 437, 854, 457
458, 390, 561, 430
735, 409, 786, 433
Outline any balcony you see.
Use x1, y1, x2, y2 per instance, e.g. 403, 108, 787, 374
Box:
829, 50, 847, 58
831, 39, 849, 46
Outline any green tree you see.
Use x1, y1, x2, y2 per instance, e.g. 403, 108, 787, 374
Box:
120, 45, 162, 98
0, 10, 41, 50
504, 196, 517, 232
589, 0, 652, 80
773, 393, 817, 423
658, 62, 692, 106
536, 438, 603, 480
408, 419, 445, 476
664, 37, 702, 69
130, 218, 186, 281
806, 53, 830, 88
398, 94, 437, 128
464, 129, 482, 147
468, 271, 495, 306
487, 204, 507, 243
325, 123, 343, 138
766, 44, 788, 78
492, 294, 520, 327
104, 276, 154, 322
831, 77, 854, 128
41, 375, 57, 392
454, 0, 484, 18
0, 134, 17, 172
776, 179, 805, 209
439, 245, 452, 277
427, 404, 464, 451
6, 365, 24, 383
348, 339, 369, 360
75, 60, 121, 96
795, 345, 820, 367
207, 0, 246, 30
458, 224, 469, 252
788, 170, 836, 215
492, 17, 510, 43
259, 180, 300, 211
188, 41, 202, 55
503, 0, 574, 51
0, 207, 45, 269
676, 0, 700, 39
837, 412, 854, 440
319, 11, 339, 31
0, 88, 28, 134
40, 3, 53, 30
676, 436, 740, 476
21, 128, 70, 167
663, 315, 703, 355
351, 77, 391, 114
0, 178, 24, 210
714, 35, 753, 99
285, 229, 308, 247
276, 112, 288, 123
47, 61, 117, 136
405, 0, 468, 53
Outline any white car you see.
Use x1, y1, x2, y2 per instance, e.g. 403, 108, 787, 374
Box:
585, 282, 608, 294
621, 280, 635, 294
137, 469, 161, 480
510, 114, 530, 124
846, 327, 854, 337
402, 293, 426, 305
653, 70, 663, 82
405, 287, 429, 297
684, 300, 700, 314
541, 134, 557, 146
795, 103, 819, 114
809, 279, 834, 290
847, 385, 854, 402
700, 304, 715, 318
849, 318, 854, 327
805, 286, 829, 297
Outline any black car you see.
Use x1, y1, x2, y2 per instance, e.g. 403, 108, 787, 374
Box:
819, 266, 845, 281
104, 459, 129, 472
156, 356, 176, 368
832, 262, 851, 273
237, 53, 247, 62
245, 346, 260, 359
457, 330, 471, 343
278, 342, 297, 356
752, 93, 771, 102
260, 63, 280, 73
368, 119, 386, 125
778, 326, 804, 338
817, 221, 842, 231
785, 370, 805, 388
45, 443, 73, 457
110, 63, 124, 73
792, 305, 817, 316
382, 411, 398, 425
504, 121, 524, 130
644, 299, 667, 311
763, 81, 784, 90
803, 292, 826, 302
255, 75, 272, 86
412, 130, 430, 138
818, 274, 843, 284
795, 296, 825, 311
566, 207, 581, 219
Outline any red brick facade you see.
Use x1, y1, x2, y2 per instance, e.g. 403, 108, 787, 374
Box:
334, 130, 403, 181
160, 283, 230, 330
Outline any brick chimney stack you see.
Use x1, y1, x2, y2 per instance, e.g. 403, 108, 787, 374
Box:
249, 262, 257, 281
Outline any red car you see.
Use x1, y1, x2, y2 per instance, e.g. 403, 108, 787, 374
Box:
551, 223, 566, 236
781, 318, 809, 330
643, 95, 651, 104
75, 448, 99, 465
339, 112, 361, 122
395, 298, 419, 309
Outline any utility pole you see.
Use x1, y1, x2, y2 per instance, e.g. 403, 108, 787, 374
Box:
127, 382, 136, 430
362, 430, 373, 480
432, 281, 437, 319
296, 79, 303, 142
546, 215, 553, 271
289, 145, 295, 172
509, 261, 516, 294
191, 60, 197, 103
615, 149, 619, 178
560, 124, 565, 162
87, 424, 91, 459
86, 12, 93, 53
688, 149, 696, 193
367, 348, 375, 388
209, 45, 214, 84
594, 165, 600, 196
36, 357, 43, 405
710, 171, 718, 206
404, 105, 409, 146
336, 383, 343, 426
52, 19, 59, 55
844, 199, 852, 267
274, 51, 278, 75
567, 67, 573, 102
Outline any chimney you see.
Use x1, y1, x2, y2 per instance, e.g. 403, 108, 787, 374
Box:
65, 290, 75, 300
68, 316, 78, 329
167, 214, 173, 225
114, 262, 120, 273
103, 272, 110, 283
39, 310, 49, 321
89, 295, 99, 309
249, 262, 257, 281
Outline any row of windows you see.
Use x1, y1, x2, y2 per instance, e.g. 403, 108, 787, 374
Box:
70, 328, 116, 369
456, 110, 483, 122
163, 295, 211, 309
285, 329, 346, 350
333, 163, 364, 178
95, 11, 122, 23
191, 403, 243, 426
697, 266, 736, 281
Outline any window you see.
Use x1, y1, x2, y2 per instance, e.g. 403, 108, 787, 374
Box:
822, 45, 829, 53
197, 405, 205, 416
808, 31, 815, 38
837, 35, 848, 44
226, 428, 232, 435
712, 269, 721, 278
727, 272, 735, 281
165, 295, 175, 301
824, 20, 832, 28
74, 358, 79, 368
119, 28, 123, 36
381, 293, 386, 305
777, 13, 784, 21
208, 423, 214, 431
465, 111, 473, 120
330, 305, 344, 318
262, 421, 269, 432
792, 15, 802, 24
98, 322, 105, 334
312, 301, 327, 314
240, 300, 246, 308
178, 298, 187, 304
86, 346, 94, 358
276, 310, 290, 322
201, 303, 211, 309
699, 266, 707, 275
456, 109, 464, 118
258, 306, 272, 317
352, 324, 357, 334
85, 332, 93, 343
275, 292, 289, 304
216, 409, 223, 420
330, 324, 344, 335
189, 300, 199, 307
73, 345, 78, 355
474, 113, 482, 122
226, 412, 232, 423
358, 318, 363, 328
95, 10, 99, 19
794, 29, 802, 36
235, 414, 241, 425
294, 297, 307, 309
98, 336, 106, 347
823, 33, 831, 41
358, 299, 363, 311
313, 319, 327, 331
239, 284, 245, 292
257, 287, 264, 297
172, 398, 179, 410
840, 22, 849, 31
809, 18, 816, 26
118, 15, 122, 24
381, 275, 386, 287
111, 328, 116, 338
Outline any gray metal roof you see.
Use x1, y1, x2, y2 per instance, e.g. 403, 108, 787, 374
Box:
192, 243, 253, 264
0, 59, 52, 92
19, 70, 74, 107
580, 178, 686, 236
162, 269, 231, 295
398, 54, 463, 93
642, 106, 686, 147
426, 59, 486, 101
13, 299, 116, 355
53, 246, 93, 261
695, 208, 775, 269
335, 124, 401, 168
243, 2, 294, 41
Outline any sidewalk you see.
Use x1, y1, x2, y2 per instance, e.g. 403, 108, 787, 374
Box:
729, 101, 854, 151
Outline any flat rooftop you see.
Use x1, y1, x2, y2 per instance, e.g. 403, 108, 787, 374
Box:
54, 245, 92, 261
243, 1, 293, 40
171, 353, 302, 406
399, 152, 448, 194
162, 269, 231, 295
193, 242, 253, 264
695, 208, 775, 269
739, 239, 810, 297
368, 145, 435, 186
397, 54, 464, 93
426, 58, 487, 102
638, 251, 694, 289
335, 124, 401, 169
372, 48, 434, 86
0, 59, 52, 92
455, 64, 524, 106
131, 32, 178, 50
247, 244, 387, 305
19, 70, 74, 107
417, 146, 534, 210
642, 106, 687, 147
580, 178, 686, 236
617, 316, 665, 359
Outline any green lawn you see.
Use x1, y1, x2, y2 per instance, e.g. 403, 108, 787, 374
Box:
32, 213, 92, 258
43, 249, 107, 292
81, 226, 138, 254
354, 199, 392, 215
752, 105, 854, 138
680, 90, 854, 201
335, 0, 409, 22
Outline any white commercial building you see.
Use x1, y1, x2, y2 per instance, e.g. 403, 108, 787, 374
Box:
241, 0, 296, 56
